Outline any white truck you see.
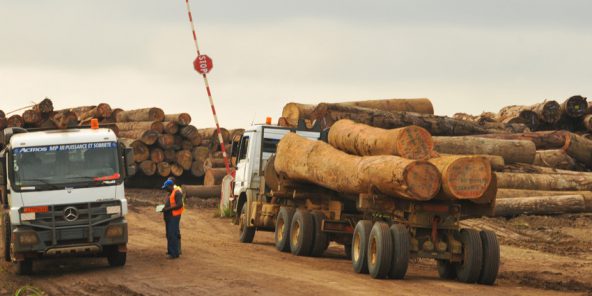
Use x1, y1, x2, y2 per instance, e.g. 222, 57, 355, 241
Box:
231, 123, 499, 284
1, 124, 135, 275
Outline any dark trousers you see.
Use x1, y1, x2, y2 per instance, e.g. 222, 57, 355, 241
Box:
165, 215, 181, 257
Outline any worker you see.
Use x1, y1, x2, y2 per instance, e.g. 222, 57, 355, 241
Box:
161, 178, 184, 259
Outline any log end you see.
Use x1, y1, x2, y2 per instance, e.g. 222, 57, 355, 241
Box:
395, 126, 434, 160
442, 156, 492, 200
404, 161, 442, 200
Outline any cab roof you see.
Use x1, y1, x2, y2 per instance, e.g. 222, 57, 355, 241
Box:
10, 128, 117, 148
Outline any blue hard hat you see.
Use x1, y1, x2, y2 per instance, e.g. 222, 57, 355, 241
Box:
161, 179, 174, 189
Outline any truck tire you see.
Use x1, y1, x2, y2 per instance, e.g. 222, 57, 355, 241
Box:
275, 207, 295, 252
478, 230, 500, 285
310, 211, 328, 257
389, 224, 410, 279
107, 247, 127, 267
437, 260, 457, 279
367, 222, 392, 279
352, 220, 372, 274
455, 229, 483, 283
290, 209, 314, 256
3, 214, 10, 262
239, 205, 256, 243
16, 259, 33, 275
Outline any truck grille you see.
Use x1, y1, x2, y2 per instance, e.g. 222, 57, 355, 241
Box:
20, 201, 121, 228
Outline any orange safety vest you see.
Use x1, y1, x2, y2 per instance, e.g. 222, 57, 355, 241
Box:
169, 187, 184, 216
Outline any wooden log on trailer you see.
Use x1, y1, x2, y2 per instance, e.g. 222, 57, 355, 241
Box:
78, 103, 112, 121
496, 172, 592, 191
32, 98, 54, 114
164, 113, 192, 126
120, 138, 150, 163
116, 107, 165, 122
22, 110, 42, 126
7, 115, 25, 128
115, 121, 164, 134
118, 129, 159, 145
429, 155, 493, 201
163, 121, 179, 134
433, 136, 536, 164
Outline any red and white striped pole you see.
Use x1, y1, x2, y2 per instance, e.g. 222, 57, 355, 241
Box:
183, 0, 232, 177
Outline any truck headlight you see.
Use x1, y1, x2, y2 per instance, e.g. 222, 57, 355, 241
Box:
106, 225, 124, 238
20, 212, 36, 221
106, 206, 121, 215
18, 232, 39, 246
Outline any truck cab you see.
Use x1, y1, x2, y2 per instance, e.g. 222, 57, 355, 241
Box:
1, 125, 135, 275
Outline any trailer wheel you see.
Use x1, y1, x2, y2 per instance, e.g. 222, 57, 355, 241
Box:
455, 229, 483, 283
368, 222, 392, 279
310, 211, 328, 257
290, 209, 314, 256
239, 205, 256, 243
352, 220, 372, 274
2, 214, 10, 262
275, 207, 295, 252
389, 224, 410, 279
437, 260, 457, 279
478, 230, 500, 285
16, 259, 33, 275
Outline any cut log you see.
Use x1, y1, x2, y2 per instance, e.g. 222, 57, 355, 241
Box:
139, 160, 157, 176
32, 98, 54, 114
282, 98, 434, 127
7, 115, 25, 127
0, 110, 4, 118
68, 106, 95, 117
38, 119, 56, 129
170, 164, 184, 177
116, 108, 165, 122
181, 140, 193, 151
229, 129, 245, 143
118, 130, 159, 145
429, 155, 492, 201
198, 127, 230, 144
561, 95, 587, 118
115, 121, 164, 134
78, 103, 112, 121
150, 148, 165, 164
442, 154, 505, 171
582, 114, 592, 132
174, 135, 183, 150
163, 121, 179, 134
0, 117, 7, 130
164, 113, 191, 126
433, 136, 536, 164
500, 163, 587, 175
190, 133, 204, 146
102, 108, 123, 123
496, 189, 592, 199
50, 111, 78, 129
157, 134, 175, 149
22, 110, 42, 126
203, 158, 226, 171
480, 122, 530, 133
493, 195, 586, 217
192, 146, 210, 162
275, 133, 441, 200
533, 149, 577, 170
497, 105, 539, 130
176, 150, 193, 170
164, 149, 176, 163
328, 119, 433, 160
496, 172, 592, 191
120, 138, 149, 162
180, 125, 199, 140
191, 160, 205, 177
530, 100, 562, 124
182, 185, 221, 199
157, 162, 171, 177
311, 104, 490, 135
204, 168, 227, 186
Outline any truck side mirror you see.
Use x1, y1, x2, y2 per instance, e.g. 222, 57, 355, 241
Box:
124, 148, 136, 177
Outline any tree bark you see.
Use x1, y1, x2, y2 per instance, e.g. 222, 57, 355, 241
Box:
176, 150, 193, 170
32, 98, 54, 114
561, 95, 587, 118
275, 132, 441, 200
157, 162, 171, 177
311, 103, 491, 135
150, 147, 165, 164
433, 136, 536, 164
533, 149, 577, 170
120, 138, 149, 163
162, 121, 179, 134
493, 195, 587, 217
115, 121, 164, 134
500, 163, 588, 175
429, 155, 492, 200
496, 188, 592, 199
139, 160, 157, 176
204, 168, 227, 186
496, 172, 592, 191
170, 164, 184, 177
118, 130, 159, 145
328, 119, 434, 160
164, 113, 191, 126
116, 108, 165, 122
182, 185, 221, 199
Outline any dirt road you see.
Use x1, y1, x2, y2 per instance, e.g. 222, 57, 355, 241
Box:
1, 190, 591, 296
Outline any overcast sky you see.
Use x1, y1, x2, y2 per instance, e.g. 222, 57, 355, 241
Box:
1, 1, 591, 128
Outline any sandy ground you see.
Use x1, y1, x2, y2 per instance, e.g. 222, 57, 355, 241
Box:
1, 189, 591, 296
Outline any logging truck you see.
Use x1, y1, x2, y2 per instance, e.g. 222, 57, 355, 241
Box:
0, 122, 135, 275
232, 123, 500, 284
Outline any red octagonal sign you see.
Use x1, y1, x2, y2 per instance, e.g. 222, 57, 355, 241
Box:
193, 54, 213, 74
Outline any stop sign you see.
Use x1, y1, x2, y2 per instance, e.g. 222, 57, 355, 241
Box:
193, 54, 213, 74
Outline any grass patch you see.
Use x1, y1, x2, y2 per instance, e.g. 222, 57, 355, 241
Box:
14, 285, 46, 296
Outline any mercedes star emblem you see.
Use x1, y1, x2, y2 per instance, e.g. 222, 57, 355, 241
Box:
63, 207, 79, 222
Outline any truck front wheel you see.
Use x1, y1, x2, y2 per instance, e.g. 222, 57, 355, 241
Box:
2, 214, 10, 262
239, 205, 255, 243
107, 247, 127, 267
16, 259, 33, 275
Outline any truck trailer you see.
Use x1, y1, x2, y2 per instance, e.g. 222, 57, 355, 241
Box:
231, 124, 499, 284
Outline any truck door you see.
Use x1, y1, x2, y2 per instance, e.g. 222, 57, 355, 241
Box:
233, 136, 250, 196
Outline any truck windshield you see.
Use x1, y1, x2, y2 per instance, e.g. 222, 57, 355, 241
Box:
12, 142, 120, 189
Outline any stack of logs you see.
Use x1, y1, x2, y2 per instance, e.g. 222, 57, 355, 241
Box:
1, 98, 241, 196
277, 97, 592, 217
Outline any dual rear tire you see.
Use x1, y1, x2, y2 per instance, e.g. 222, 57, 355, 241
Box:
275, 208, 329, 257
